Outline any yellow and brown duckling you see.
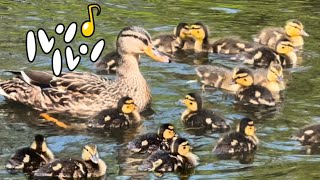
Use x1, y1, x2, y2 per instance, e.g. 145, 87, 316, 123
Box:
213, 118, 259, 157
153, 22, 194, 53
292, 124, 320, 154
6, 134, 54, 174
0, 26, 171, 117
243, 37, 297, 67
181, 93, 230, 131
127, 123, 177, 153
34, 144, 107, 178
88, 96, 141, 129
259, 63, 285, 100
232, 67, 276, 106
189, 22, 255, 54
138, 137, 199, 173
255, 19, 309, 49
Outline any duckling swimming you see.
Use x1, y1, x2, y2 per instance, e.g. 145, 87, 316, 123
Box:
96, 51, 121, 74
0, 26, 171, 117
138, 137, 199, 173
34, 144, 107, 178
6, 134, 54, 174
232, 67, 276, 106
88, 96, 141, 129
213, 118, 259, 157
189, 22, 255, 54
181, 93, 230, 131
243, 38, 297, 67
292, 124, 320, 154
153, 22, 194, 53
127, 123, 176, 153
255, 19, 309, 49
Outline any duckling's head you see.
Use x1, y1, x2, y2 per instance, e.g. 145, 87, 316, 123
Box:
116, 26, 171, 63
285, 19, 309, 37
82, 144, 99, 164
183, 93, 203, 112
232, 67, 254, 87
267, 63, 283, 83
158, 123, 176, 140
237, 118, 255, 136
30, 134, 48, 154
189, 22, 209, 42
275, 38, 295, 54
171, 138, 191, 156
117, 96, 137, 114
174, 22, 190, 40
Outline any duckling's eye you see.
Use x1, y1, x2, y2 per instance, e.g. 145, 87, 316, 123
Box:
127, 105, 130, 109
244, 79, 247, 81
282, 46, 285, 49
197, 31, 200, 33
183, 146, 186, 149
189, 102, 193, 105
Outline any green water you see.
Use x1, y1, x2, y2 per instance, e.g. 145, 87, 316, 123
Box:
1, 0, 320, 179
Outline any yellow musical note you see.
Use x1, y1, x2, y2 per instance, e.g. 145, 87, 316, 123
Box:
81, 4, 101, 37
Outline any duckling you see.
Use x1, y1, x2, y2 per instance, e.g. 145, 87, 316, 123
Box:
181, 93, 230, 131
127, 123, 177, 153
138, 137, 199, 173
95, 51, 121, 74
189, 22, 255, 54
213, 118, 259, 157
259, 63, 285, 99
255, 19, 309, 49
242, 38, 297, 67
87, 96, 141, 129
211, 38, 255, 54
153, 22, 194, 53
232, 67, 276, 106
6, 134, 54, 174
0, 26, 171, 117
34, 144, 107, 178
292, 124, 320, 154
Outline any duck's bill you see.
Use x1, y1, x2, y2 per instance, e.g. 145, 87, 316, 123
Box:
90, 154, 99, 164
144, 46, 172, 63
301, 29, 309, 37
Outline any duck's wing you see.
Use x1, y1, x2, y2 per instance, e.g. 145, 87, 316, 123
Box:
0, 70, 114, 115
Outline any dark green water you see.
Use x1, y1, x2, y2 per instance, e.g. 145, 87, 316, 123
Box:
1, 0, 320, 179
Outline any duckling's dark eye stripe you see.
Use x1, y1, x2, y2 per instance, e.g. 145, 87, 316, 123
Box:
270, 69, 280, 78
191, 27, 201, 30
120, 34, 149, 45
290, 25, 301, 31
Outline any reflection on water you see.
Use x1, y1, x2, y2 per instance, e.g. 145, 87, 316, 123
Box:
1, 0, 320, 179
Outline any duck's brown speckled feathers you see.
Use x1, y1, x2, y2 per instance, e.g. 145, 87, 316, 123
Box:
0, 26, 171, 116
211, 38, 255, 54
213, 118, 259, 158
95, 51, 121, 74
6, 134, 54, 174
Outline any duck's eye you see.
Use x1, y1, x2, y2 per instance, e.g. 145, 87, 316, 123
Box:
127, 105, 130, 109
189, 102, 193, 105
244, 79, 247, 81
197, 31, 200, 33
282, 46, 285, 49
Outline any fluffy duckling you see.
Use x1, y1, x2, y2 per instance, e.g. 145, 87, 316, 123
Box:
88, 96, 141, 129
34, 144, 107, 178
127, 123, 176, 153
189, 22, 255, 54
195, 65, 271, 93
96, 51, 120, 74
211, 38, 255, 54
243, 38, 297, 67
232, 67, 276, 106
213, 118, 259, 157
138, 137, 199, 173
181, 93, 230, 131
153, 22, 194, 53
255, 19, 309, 49
259, 63, 285, 99
292, 124, 320, 154
6, 134, 54, 174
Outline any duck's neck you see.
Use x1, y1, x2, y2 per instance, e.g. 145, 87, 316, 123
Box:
117, 54, 141, 77
194, 39, 204, 52
285, 51, 297, 64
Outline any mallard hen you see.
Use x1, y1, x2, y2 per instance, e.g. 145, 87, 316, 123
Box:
0, 26, 171, 117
